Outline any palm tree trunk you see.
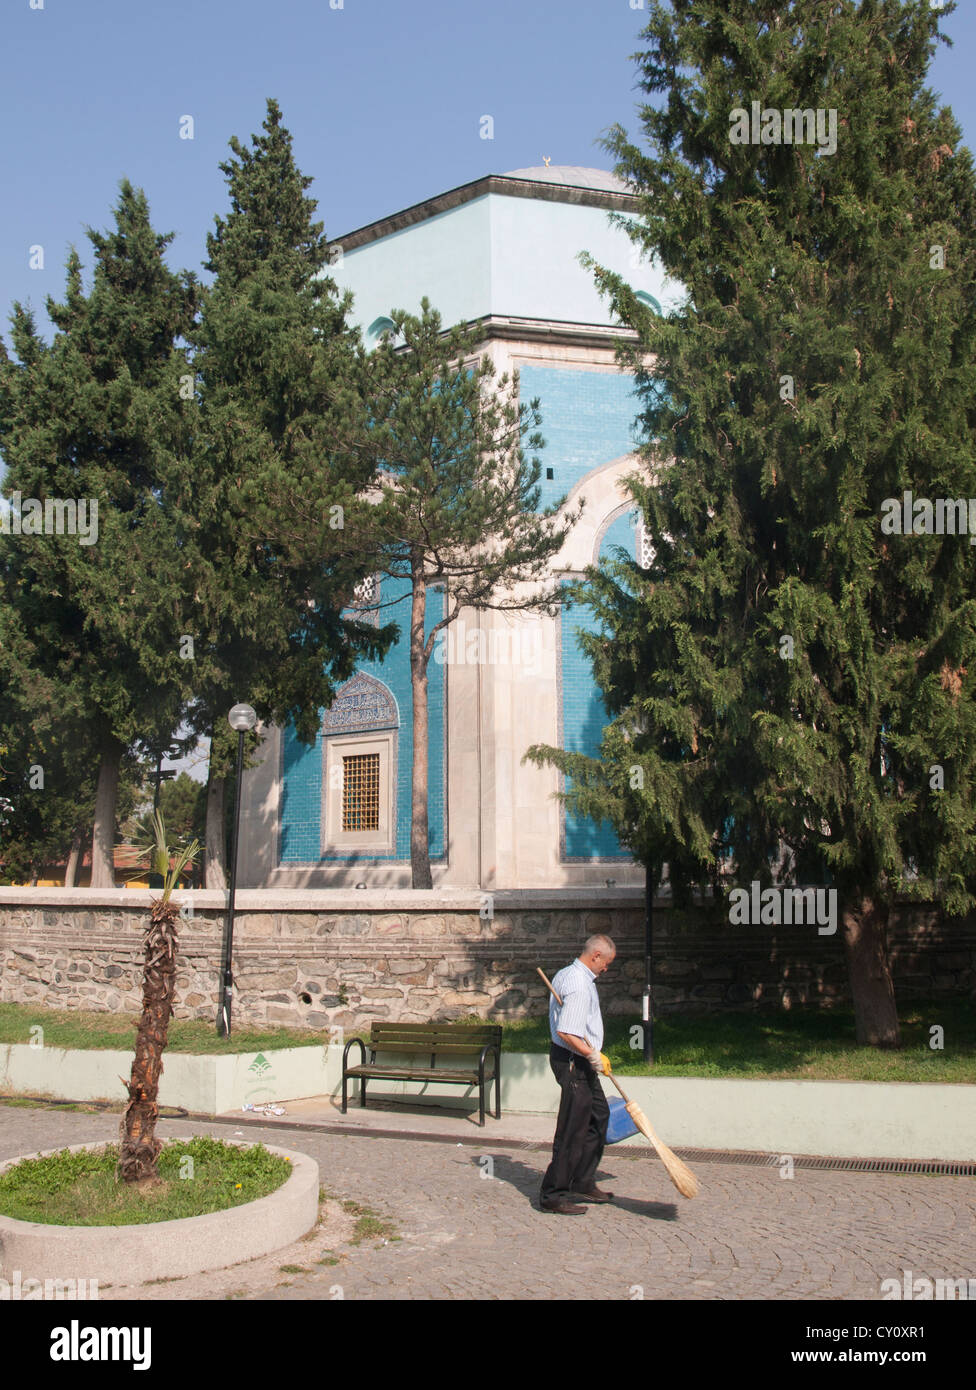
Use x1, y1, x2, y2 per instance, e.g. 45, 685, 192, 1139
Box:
117, 898, 180, 1183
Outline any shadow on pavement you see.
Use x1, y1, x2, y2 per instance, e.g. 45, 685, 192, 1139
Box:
478, 1153, 680, 1220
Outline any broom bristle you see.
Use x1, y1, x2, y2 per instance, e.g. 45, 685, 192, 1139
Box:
625, 1100, 700, 1198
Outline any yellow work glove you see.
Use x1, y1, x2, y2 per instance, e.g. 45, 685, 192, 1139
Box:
588, 1049, 612, 1075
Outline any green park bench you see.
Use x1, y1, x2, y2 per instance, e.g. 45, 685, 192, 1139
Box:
341, 1021, 502, 1126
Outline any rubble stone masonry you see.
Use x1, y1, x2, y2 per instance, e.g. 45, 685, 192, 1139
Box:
0, 890, 973, 1031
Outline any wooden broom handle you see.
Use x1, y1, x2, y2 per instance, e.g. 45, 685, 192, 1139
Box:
536, 966, 632, 1103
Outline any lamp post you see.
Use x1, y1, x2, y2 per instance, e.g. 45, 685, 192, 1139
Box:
145, 741, 180, 888
216, 703, 257, 1037
642, 859, 657, 1065
152, 744, 180, 815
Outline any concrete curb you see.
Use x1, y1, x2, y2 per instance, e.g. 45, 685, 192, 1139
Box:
0, 1138, 319, 1284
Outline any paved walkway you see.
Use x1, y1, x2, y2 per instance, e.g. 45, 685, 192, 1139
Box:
231, 1093, 563, 1146
2, 1105, 973, 1301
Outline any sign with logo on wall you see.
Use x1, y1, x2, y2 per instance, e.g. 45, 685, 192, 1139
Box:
244, 1051, 278, 1105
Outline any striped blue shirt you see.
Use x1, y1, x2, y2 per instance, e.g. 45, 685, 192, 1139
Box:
550, 958, 603, 1053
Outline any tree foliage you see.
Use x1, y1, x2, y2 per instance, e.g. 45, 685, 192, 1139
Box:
0, 182, 198, 884
529, 0, 976, 1044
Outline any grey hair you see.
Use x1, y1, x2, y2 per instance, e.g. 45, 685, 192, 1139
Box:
583, 933, 616, 958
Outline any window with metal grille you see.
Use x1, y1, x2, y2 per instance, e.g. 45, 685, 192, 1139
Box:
353, 574, 376, 605
636, 517, 655, 569
342, 752, 380, 832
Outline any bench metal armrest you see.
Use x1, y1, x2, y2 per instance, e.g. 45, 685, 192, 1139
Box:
477, 1040, 500, 1080
342, 1036, 367, 1072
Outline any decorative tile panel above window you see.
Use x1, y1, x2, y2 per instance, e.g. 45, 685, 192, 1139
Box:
321, 672, 399, 855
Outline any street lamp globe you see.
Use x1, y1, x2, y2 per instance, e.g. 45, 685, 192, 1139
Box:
228, 703, 257, 732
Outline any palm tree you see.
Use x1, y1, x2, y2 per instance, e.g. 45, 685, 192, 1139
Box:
117, 811, 200, 1184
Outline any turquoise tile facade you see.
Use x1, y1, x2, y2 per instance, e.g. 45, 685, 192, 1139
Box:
518, 364, 645, 511
522, 364, 645, 862
278, 364, 647, 871
279, 576, 446, 863
560, 510, 638, 860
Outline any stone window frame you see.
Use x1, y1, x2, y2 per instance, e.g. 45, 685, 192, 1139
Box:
322, 731, 397, 855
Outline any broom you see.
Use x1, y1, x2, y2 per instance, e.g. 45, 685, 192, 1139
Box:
537, 966, 700, 1199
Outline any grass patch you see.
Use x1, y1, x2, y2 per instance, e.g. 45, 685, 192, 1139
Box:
1, 997, 973, 1082
0, 1136, 291, 1226
278, 1264, 307, 1274
477, 1001, 976, 1081
0, 1096, 123, 1114
340, 1198, 399, 1245
0, 1002, 332, 1056
599, 998, 976, 1081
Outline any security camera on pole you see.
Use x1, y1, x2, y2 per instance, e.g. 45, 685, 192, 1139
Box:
216, 702, 257, 1037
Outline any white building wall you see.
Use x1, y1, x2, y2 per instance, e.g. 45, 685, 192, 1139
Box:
333, 186, 681, 334
334, 196, 493, 333
488, 194, 678, 325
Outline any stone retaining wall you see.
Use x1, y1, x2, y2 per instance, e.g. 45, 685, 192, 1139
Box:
1, 889, 973, 1031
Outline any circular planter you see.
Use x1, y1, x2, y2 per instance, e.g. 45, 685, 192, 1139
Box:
0, 1139, 319, 1285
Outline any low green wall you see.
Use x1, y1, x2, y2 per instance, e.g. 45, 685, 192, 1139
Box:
2, 1042, 973, 1160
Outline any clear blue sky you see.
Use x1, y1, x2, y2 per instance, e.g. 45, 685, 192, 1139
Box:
1, 0, 973, 344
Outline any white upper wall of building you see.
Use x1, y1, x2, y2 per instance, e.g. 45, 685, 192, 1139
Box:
330, 166, 682, 337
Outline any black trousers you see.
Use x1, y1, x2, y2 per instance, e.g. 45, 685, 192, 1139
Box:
540, 1043, 610, 1203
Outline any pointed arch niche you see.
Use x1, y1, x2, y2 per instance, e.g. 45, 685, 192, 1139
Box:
320, 673, 399, 857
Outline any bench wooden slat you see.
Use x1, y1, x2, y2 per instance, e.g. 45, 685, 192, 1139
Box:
369, 1023, 500, 1034
369, 1037, 500, 1046
369, 1022, 501, 1031
345, 1066, 491, 1082
369, 1045, 500, 1050
369, 1028, 501, 1037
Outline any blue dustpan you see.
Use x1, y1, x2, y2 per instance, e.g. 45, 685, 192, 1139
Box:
606, 1095, 640, 1144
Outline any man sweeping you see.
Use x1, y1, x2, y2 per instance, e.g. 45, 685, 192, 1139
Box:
539, 934, 616, 1215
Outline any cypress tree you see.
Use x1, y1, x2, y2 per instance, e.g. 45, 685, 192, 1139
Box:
186, 99, 394, 884
531, 0, 976, 1044
0, 184, 198, 885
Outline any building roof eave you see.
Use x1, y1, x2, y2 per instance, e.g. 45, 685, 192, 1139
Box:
332, 174, 640, 255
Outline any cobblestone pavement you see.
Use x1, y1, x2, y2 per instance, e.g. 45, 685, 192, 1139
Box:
2, 1105, 974, 1301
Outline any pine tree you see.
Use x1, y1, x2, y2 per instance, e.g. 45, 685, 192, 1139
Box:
0, 184, 198, 885
530, 0, 976, 1044
0, 630, 149, 885
185, 99, 394, 884
0, 693, 95, 885
358, 300, 579, 888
